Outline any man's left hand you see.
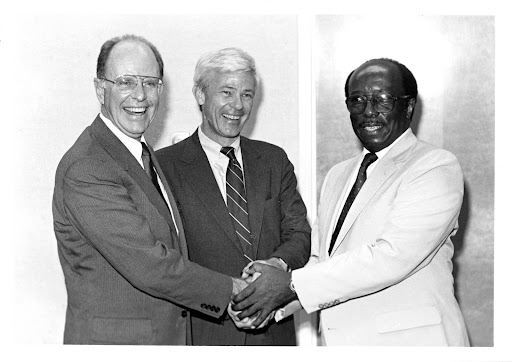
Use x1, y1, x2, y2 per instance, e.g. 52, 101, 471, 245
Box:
227, 303, 275, 329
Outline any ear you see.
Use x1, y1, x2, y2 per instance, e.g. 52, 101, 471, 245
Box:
406, 97, 416, 119
94, 78, 105, 105
193, 84, 205, 106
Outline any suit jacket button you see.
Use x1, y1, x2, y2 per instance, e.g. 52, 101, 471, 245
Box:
181, 310, 188, 318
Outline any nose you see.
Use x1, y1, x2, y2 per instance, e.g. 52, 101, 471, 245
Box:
230, 95, 244, 111
363, 98, 378, 117
130, 81, 147, 101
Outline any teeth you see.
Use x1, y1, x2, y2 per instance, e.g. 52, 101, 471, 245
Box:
126, 107, 146, 113
364, 125, 381, 131
223, 114, 241, 120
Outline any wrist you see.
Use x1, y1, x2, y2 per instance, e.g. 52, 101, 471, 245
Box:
285, 274, 298, 304
289, 276, 296, 295
269, 257, 290, 271
278, 257, 291, 272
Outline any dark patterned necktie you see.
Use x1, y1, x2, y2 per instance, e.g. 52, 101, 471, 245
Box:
328, 152, 378, 255
141, 142, 166, 202
221, 146, 253, 262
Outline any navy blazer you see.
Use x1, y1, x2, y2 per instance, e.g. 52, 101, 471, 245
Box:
156, 130, 311, 345
53, 117, 233, 345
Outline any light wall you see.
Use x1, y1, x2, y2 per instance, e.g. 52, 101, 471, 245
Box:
315, 15, 494, 347
9, 14, 307, 344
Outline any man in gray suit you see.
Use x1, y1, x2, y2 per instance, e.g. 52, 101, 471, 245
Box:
52, 34, 246, 345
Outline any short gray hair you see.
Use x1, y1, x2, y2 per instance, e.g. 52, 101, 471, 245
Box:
193, 47, 258, 91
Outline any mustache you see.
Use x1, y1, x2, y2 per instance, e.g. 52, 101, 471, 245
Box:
358, 121, 385, 128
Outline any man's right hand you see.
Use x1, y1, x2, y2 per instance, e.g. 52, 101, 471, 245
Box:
232, 262, 297, 327
231, 277, 249, 298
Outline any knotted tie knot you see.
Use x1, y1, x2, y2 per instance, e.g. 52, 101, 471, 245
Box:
221, 146, 237, 162
361, 152, 378, 169
141, 141, 151, 157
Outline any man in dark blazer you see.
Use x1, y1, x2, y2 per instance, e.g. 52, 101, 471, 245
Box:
52, 35, 246, 345
156, 48, 311, 345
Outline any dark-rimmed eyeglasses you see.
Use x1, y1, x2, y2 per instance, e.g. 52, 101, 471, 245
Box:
346, 92, 412, 114
100, 75, 163, 93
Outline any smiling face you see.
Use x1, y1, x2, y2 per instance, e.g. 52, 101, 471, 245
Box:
195, 71, 256, 146
94, 40, 161, 140
347, 60, 415, 152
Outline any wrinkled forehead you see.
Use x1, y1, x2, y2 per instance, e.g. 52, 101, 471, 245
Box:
349, 62, 404, 95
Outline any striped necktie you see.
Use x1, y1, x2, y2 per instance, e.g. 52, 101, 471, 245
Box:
328, 152, 378, 255
221, 146, 253, 262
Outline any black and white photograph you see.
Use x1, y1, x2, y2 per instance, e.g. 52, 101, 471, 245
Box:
3, 0, 510, 361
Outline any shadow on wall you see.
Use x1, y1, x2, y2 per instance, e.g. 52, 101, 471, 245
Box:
146, 74, 172, 147
241, 77, 264, 139
410, 95, 422, 136
451, 180, 471, 344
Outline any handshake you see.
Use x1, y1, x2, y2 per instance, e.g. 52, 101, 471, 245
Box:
228, 257, 299, 330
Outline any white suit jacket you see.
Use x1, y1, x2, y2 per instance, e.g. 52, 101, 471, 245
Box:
292, 130, 469, 346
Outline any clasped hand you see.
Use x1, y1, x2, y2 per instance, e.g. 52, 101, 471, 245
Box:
228, 258, 295, 329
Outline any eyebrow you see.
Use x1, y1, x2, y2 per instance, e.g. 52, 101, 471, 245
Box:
220, 85, 255, 93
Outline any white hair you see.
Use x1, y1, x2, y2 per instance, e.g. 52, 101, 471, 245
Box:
193, 47, 259, 91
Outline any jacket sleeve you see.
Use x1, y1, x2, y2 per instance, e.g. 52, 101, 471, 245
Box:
270, 149, 312, 270
62, 156, 233, 318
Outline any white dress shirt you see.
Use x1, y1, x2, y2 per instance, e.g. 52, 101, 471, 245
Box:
197, 126, 244, 204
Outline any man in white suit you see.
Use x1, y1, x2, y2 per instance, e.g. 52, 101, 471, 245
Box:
233, 58, 469, 346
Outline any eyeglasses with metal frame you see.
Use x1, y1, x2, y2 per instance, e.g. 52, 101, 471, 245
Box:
346, 91, 412, 114
100, 74, 163, 93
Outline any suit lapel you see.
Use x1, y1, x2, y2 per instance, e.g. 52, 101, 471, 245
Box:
321, 157, 359, 258
150, 146, 182, 241
179, 132, 243, 254
330, 131, 418, 256
241, 138, 267, 257
89, 116, 176, 233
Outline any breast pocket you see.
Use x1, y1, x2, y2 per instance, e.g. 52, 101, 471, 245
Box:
92, 317, 153, 345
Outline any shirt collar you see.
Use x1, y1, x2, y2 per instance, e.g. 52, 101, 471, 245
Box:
198, 125, 241, 159
363, 128, 411, 159
99, 113, 145, 161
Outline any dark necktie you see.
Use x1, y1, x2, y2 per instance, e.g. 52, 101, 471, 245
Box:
141, 142, 166, 202
221, 146, 253, 262
328, 152, 378, 255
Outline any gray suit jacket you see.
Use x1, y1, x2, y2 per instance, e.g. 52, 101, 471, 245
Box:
53, 116, 233, 344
